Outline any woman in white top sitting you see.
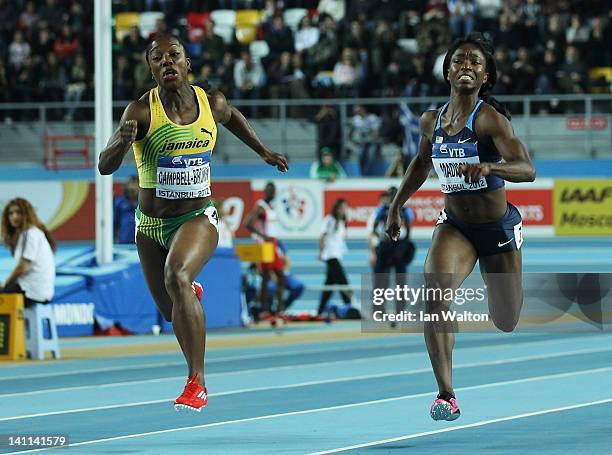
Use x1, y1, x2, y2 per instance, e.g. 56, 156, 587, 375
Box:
318, 198, 351, 316
0, 198, 56, 307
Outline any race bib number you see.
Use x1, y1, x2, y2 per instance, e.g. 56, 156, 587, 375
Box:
156, 152, 211, 199
432, 142, 487, 193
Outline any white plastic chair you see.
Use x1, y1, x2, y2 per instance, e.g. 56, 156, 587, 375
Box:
249, 40, 270, 61
25, 304, 61, 360
211, 9, 236, 27
477, 0, 502, 19
283, 8, 308, 32
214, 24, 235, 44
139, 11, 165, 39
397, 38, 419, 54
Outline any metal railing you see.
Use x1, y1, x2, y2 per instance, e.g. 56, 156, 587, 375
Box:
0, 94, 610, 164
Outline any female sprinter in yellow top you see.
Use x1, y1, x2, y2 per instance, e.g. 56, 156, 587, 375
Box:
98, 35, 288, 413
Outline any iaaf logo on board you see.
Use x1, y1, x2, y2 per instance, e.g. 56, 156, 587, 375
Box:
277, 185, 317, 231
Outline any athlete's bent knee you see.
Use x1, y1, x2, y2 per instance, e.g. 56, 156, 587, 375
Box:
164, 263, 191, 297
492, 315, 519, 332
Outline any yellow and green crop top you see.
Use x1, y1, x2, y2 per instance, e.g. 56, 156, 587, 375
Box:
132, 85, 217, 199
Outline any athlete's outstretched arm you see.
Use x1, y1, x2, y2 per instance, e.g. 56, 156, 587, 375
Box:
386, 111, 435, 241
459, 105, 536, 183
209, 91, 288, 172
98, 101, 147, 175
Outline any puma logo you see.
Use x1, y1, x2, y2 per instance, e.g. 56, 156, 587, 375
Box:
201, 127, 214, 138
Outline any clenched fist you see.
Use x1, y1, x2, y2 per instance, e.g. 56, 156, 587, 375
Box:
120, 119, 138, 145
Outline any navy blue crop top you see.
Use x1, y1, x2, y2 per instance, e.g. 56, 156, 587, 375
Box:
431, 99, 505, 194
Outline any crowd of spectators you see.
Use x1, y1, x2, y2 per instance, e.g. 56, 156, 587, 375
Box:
0, 0, 611, 173
1, 0, 611, 111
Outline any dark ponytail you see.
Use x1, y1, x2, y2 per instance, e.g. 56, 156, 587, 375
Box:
331, 198, 346, 231
442, 32, 511, 120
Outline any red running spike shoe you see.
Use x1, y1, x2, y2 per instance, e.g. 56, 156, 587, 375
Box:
174, 373, 208, 413
192, 281, 203, 303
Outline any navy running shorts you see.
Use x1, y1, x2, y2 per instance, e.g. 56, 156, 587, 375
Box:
436, 203, 523, 257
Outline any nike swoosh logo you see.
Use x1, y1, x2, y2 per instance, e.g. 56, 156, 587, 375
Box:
498, 238, 514, 247
201, 127, 214, 138
457, 137, 472, 143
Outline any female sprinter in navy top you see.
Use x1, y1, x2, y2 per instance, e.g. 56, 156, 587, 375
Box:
386, 34, 535, 421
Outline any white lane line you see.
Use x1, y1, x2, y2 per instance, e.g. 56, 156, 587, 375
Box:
1, 333, 601, 381
307, 398, 612, 454
8, 368, 612, 454
0, 340, 414, 381
2, 354, 612, 423
2, 343, 611, 399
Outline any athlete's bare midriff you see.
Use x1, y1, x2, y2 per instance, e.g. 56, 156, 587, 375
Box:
444, 187, 507, 223
138, 189, 211, 218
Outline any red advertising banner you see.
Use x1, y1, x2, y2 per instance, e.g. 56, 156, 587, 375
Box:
506, 189, 552, 225
212, 180, 252, 237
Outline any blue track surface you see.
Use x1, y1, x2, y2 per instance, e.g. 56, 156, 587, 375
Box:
1, 331, 612, 454
0, 238, 611, 454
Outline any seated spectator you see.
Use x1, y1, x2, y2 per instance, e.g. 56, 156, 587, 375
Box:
588, 16, 612, 68
519, 0, 541, 46
494, 13, 520, 51
31, 27, 54, 62
53, 23, 80, 63
306, 14, 338, 72
343, 20, 368, 52
194, 63, 218, 89
38, 52, 66, 103
264, 15, 295, 63
13, 56, 37, 108
19, 1, 39, 36
267, 51, 294, 100
536, 48, 559, 95
294, 15, 320, 54
38, 0, 62, 32
543, 14, 566, 57
371, 19, 395, 79
447, 0, 476, 39
122, 25, 145, 65
310, 148, 347, 182
318, 0, 346, 23
113, 54, 134, 100
332, 48, 360, 96
8, 30, 31, 71
557, 45, 588, 94
493, 48, 512, 95
216, 51, 235, 96
233, 50, 264, 117
200, 19, 226, 68
0, 198, 56, 308
64, 52, 87, 120
566, 14, 590, 52
510, 47, 536, 94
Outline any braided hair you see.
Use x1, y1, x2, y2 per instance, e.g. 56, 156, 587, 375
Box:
442, 33, 511, 120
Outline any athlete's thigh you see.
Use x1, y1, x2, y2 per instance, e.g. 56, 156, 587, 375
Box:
167, 214, 219, 279
136, 231, 173, 317
424, 224, 478, 291
479, 249, 523, 319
